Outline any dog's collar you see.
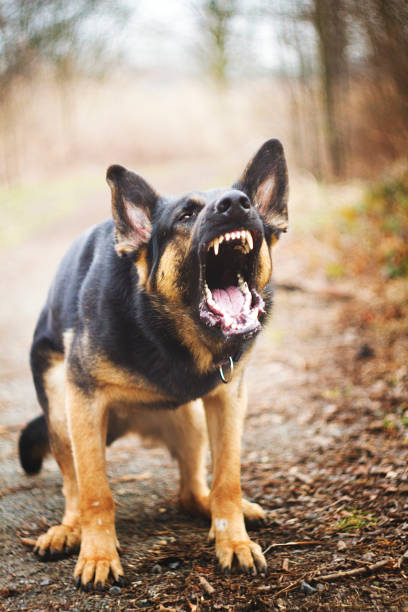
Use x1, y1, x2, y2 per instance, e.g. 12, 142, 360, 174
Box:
218, 349, 243, 384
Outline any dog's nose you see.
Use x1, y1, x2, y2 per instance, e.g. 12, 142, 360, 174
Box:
215, 190, 251, 218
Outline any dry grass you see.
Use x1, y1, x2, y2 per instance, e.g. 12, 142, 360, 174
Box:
2, 70, 405, 188
0, 72, 299, 246
0, 72, 294, 185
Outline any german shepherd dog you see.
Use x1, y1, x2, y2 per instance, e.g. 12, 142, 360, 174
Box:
19, 139, 288, 590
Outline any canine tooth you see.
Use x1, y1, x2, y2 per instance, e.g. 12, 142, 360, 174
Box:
206, 287, 216, 305
213, 238, 220, 255
244, 289, 251, 309
246, 231, 253, 250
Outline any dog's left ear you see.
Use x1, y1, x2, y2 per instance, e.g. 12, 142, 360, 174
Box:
234, 139, 288, 231
106, 165, 159, 257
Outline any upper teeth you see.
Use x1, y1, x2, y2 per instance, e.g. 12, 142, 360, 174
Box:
208, 230, 253, 255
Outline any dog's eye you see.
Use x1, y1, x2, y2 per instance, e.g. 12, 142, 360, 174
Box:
178, 208, 197, 222
269, 226, 286, 241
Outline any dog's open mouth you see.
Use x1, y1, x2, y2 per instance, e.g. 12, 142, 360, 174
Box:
199, 229, 265, 337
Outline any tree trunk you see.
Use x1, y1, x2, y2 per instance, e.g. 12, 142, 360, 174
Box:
310, 0, 348, 177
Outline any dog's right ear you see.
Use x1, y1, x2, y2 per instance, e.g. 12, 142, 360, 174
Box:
234, 139, 288, 232
106, 165, 158, 257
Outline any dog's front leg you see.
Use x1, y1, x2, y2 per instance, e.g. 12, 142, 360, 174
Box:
203, 376, 267, 575
66, 382, 123, 591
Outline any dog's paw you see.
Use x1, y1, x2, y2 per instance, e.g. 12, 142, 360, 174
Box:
215, 537, 267, 575
242, 499, 267, 524
34, 524, 81, 559
74, 535, 124, 591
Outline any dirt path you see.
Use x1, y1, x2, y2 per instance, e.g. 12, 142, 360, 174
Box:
1, 167, 407, 611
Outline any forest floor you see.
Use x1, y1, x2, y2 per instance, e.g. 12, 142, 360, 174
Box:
0, 161, 407, 611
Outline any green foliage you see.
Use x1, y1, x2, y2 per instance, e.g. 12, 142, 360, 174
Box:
363, 165, 408, 279
321, 387, 341, 400
325, 261, 346, 280
382, 416, 396, 430
337, 164, 408, 279
337, 508, 378, 532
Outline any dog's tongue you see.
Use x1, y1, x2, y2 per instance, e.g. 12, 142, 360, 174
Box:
211, 286, 246, 316
200, 282, 265, 336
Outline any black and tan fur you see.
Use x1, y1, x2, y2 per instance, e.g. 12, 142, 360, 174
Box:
19, 139, 289, 590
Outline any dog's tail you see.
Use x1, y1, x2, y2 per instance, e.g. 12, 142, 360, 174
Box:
18, 415, 50, 475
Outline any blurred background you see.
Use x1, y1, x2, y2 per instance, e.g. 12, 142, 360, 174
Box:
2, 0, 408, 182
0, 0, 407, 278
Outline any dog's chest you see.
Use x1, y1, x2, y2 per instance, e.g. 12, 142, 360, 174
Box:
92, 354, 223, 409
